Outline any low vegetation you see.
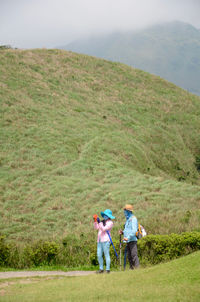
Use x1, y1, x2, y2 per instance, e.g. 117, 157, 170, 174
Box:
65, 21, 200, 96
1, 232, 200, 269
0, 48, 200, 245
1, 251, 200, 302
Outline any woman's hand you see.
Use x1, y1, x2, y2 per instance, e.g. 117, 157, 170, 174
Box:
93, 214, 98, 222
93, 214, 100, 223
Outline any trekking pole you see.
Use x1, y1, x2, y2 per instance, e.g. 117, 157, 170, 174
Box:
124, 245, 127, 270
119, 234, 122, 270
106, 231, 118, 259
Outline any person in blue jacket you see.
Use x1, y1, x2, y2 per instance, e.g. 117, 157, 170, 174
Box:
119, 204, 139, 269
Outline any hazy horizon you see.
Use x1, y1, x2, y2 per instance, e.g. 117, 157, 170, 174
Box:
1, 0, 200, 49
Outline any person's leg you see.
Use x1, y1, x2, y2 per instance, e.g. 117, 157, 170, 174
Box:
127, 242, 134, 269
129, 241, 139, 268
102, 241, 111, 271
97, 242, 104, 271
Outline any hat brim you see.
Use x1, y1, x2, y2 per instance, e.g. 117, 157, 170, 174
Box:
101, 211, 115, 219
123, 207, 133, 211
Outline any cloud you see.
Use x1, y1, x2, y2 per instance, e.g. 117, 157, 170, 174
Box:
0, 0, 200, 48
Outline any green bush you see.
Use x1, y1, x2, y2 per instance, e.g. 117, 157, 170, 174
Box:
0, 45, 12, 49
0, 232, 199, 269
57, 235, 93, 267
137, 232, 200, 265
195, 155, 200, 172
0, 235, 10, 266
28, 241, 60, 266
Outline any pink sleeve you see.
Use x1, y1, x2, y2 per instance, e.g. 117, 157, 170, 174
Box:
98, 220, 113, 232
94, 222, 100, 230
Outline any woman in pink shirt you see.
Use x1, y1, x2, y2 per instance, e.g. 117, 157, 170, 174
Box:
93, 209, 115, 273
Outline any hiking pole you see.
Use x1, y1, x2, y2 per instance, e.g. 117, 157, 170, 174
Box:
124, 245, 127, 270
106, 231, 118, 259
119, 234, 122, 270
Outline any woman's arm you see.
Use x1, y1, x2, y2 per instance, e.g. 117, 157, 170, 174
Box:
94, 222, 100, 230
98, 220, 113, 232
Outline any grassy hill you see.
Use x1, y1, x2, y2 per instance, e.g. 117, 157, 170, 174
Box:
0, 48, 200, 243
64, 21, 200, 96
1, 251, 200, 301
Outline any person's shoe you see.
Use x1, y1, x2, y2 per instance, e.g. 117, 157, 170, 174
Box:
96, 270, 104, 274
106, 270, 110, 274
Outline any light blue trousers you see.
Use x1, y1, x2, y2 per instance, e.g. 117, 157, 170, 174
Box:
97, 241, 111, 271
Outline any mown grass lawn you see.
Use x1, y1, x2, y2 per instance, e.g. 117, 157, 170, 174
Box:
1, 252, 199, 302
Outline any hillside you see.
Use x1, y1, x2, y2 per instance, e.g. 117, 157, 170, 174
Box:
0, 48, 200, 242
63, 21, 200, 96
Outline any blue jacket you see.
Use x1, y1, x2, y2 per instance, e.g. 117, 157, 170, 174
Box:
123, 215, 138, 242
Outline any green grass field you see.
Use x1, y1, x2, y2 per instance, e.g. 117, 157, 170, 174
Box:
0, 48, 200, 243
0, 251, 199, 302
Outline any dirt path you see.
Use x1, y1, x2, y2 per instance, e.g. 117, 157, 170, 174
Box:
0, 271, 96, 279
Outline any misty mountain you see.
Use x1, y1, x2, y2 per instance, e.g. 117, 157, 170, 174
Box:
60, 21, 200, 96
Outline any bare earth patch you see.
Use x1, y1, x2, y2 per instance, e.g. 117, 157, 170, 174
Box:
0, 270, 95, 279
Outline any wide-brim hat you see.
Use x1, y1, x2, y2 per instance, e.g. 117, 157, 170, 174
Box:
123, 204, 133, 211
101, 209, 115, 219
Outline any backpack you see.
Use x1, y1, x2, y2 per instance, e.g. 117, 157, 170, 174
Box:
136, 224, 147, 239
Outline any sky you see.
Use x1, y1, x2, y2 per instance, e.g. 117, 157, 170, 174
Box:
0, 0, 200, 49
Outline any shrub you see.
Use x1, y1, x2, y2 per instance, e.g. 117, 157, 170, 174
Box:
0, 235, 10, 266
29, 241, 60, 266
195, 155, 200, 172
0, 45, 12, 49
0, 232, 199, 268
57, 235, 92, 267
137, 232, 200, 265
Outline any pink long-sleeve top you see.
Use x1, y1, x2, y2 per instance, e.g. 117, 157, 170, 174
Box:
94, 220, 113, 242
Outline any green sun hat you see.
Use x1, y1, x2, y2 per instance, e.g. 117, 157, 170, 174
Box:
101, 209, 115, 219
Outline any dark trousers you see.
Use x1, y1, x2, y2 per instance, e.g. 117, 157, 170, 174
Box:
127, 241, 139, 269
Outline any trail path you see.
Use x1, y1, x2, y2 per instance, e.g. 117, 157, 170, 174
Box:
0, 271, 96, 279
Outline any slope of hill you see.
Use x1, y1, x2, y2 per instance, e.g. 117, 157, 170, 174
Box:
0, 48, 200, 242
63, 21, 200, 96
